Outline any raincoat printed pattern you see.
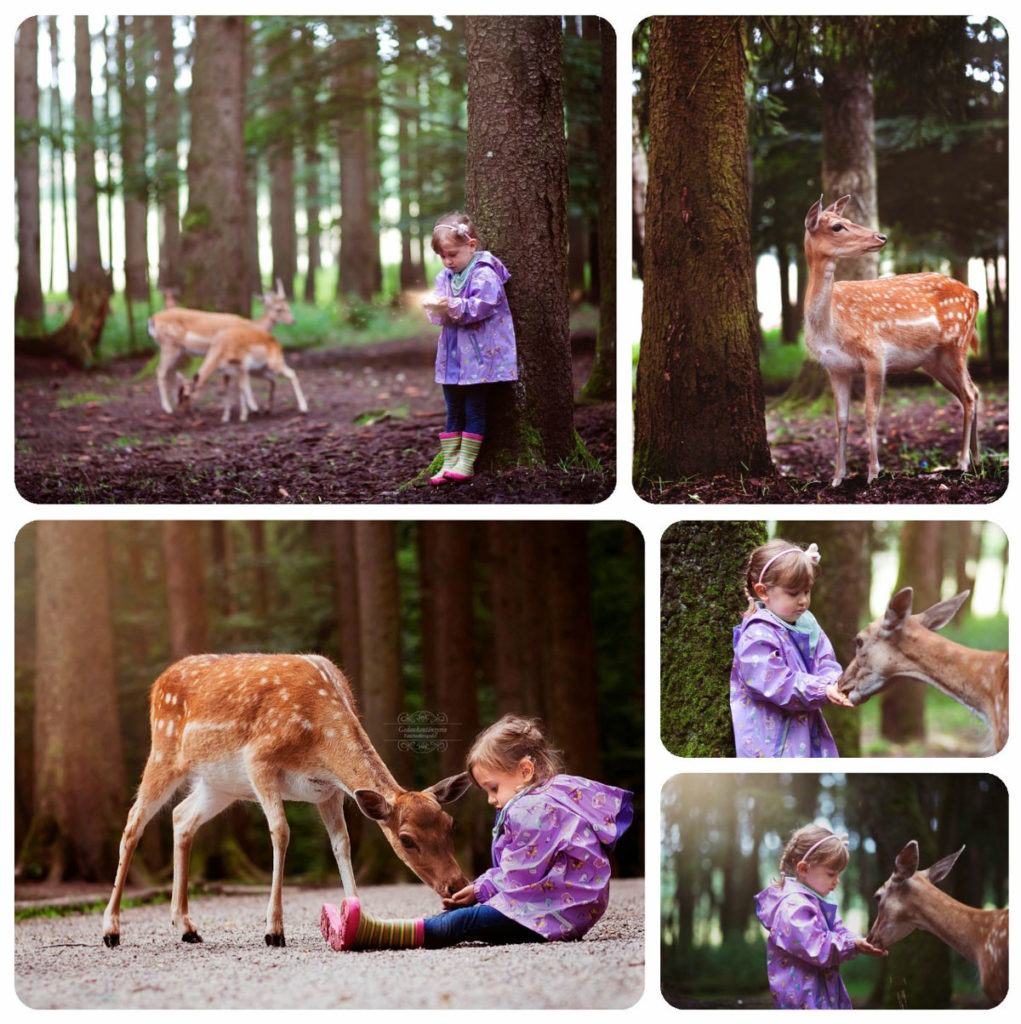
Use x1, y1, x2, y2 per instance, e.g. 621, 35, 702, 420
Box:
755, 880, 858, 1009
427, 251, 518, 385
730, 608, 841, 757
472, 774, 634, 940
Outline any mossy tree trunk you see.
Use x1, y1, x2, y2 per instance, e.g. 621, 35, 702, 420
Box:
661, 521, 767, 757
464, 16, 575, 468
633, 17, 771, 484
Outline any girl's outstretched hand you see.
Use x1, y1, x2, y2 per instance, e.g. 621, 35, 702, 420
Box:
826, 683, 855, 708
442, 884, 477, 910
855, 936, 888, 957
422, 293, 448, 314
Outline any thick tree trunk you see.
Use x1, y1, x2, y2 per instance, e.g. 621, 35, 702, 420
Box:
21, 523, 124, 882
162, 522, 209, 658
119, 16, 150, 304
331, 523, 362, 683
634, 17, 771, 483
15, 18, 44, 329
661, 521, 768, 757
465, 16, 575, 467
180, 16, 249, 313
267, 27, 297, 296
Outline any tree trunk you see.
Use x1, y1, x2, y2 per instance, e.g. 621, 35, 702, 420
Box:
180, 16, 249, 312
335, 23, 378, 302
417, 523, 478, 779
153, 15, 182, 292
661, 521, 768, 757
331, 522, 362, 683
73, 16, 109, 293
465, 16, 575, 467
578, 18, 616, 403
15, 17, 44, 329
267, 26, 297, 296
633, 17, 771, 483
882, 522, 941, 744
119, 16, 150, 304
20, 523, 124, 882
162, 522, 209, 658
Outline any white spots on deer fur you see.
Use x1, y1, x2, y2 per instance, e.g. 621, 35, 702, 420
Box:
325, 728, 336, 739
318, 689, 328, 698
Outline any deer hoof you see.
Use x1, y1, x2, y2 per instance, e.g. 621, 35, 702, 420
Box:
265, 932, 286, 947
181, 930, 203, 943
102, 933, 120, 948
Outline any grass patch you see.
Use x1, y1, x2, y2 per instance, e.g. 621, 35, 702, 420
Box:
56, 392, 113, 409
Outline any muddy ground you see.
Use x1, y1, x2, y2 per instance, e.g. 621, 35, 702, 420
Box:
637, 382, 1008, 505
14, 335, 615, 505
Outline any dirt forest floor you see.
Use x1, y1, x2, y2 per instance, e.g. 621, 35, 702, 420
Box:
14, 879, 644, 1010
14, 335, 614, 505
638, 382, 1008, 505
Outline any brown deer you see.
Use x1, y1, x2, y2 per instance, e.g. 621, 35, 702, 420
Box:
148, 280, 294, 414
803, 196, 981, 485
101, 654, 470, 948
180, 325, 308, 422
839, 587, 1008, 753
869, 840, 1008, 1005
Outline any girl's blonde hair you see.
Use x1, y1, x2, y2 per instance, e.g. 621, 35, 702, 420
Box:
431, 211, 480, 253
775, 823, 849, 886
743, 538, 819, 617
466, 714, 563, 786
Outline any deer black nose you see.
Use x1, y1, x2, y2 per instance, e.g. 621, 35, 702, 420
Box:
876, 233, 887, 243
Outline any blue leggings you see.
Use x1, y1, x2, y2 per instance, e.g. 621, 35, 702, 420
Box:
443, 384, 487, 435
423, 904, 544, 948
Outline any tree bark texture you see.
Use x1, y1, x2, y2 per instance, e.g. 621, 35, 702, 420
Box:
661, 521, 768, 757
15, 17, 44, 327
267, 26, 297, 296
162, 521, 209, 659
465, 16, 575, 466
25, 523, 124, 881
634, 17, 771, 483
180, 16, 249, 312
119, 16, 150, 302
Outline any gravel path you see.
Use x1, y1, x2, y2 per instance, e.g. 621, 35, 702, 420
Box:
15, 880, 644, 1010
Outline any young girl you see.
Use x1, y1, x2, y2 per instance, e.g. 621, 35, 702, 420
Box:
421, 212, 518, 485
755, 824, 887, 1008
730, 539, 854, 757
320, 714, 633, 950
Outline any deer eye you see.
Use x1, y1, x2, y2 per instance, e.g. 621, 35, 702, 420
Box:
399, 834, 418, 851
855, 636, 864, 649
832, 223, 844, 231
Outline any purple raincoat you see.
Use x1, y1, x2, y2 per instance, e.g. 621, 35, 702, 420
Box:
755, 879, 858, 1009
427, 251, 519, 385
730, 608, 841, 758
472, 773, 634, 940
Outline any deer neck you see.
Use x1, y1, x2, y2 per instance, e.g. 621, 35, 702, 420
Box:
913, 886, 992, 969
803, 249, 838, 346
903, 629, 1003, 728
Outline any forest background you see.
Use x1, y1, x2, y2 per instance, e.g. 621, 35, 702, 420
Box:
14, 520, 644, 890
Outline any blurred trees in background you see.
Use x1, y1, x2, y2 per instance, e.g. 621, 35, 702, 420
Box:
15, 520, 643, 886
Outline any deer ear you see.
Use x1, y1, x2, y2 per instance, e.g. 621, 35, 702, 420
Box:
892, 839, 920, 881
805, 196, 824, 231
919, 591, 969, 632
354, 789, 392, 821
881, 588, 914, 634
829, 194, 853, 216
926, 845, 965, 886
426, 772, 472, 805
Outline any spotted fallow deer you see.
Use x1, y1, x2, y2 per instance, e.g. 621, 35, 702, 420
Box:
180, 325, 308, 423
803, 196, 981, 486
869, 841, 1008, 1005
838, 587, 1008, 753
148, 280, 295, 415
101, 653, 471, 948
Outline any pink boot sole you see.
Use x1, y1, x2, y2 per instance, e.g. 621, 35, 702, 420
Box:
320, 897, 360, 951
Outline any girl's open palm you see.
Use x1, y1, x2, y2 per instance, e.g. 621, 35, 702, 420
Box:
442, 884, 477, 909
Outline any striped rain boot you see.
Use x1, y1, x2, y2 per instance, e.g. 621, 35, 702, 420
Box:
429, 431, 462, 485
320, 898, 424, 951
444, 432, 483, 482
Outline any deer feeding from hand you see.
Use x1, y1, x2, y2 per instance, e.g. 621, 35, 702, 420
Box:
803, 196, 981, 486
